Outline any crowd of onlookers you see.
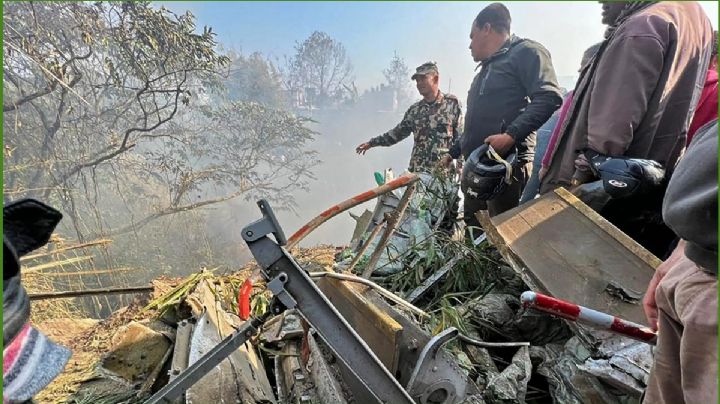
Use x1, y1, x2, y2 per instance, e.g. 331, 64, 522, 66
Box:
357, 2, 717, 403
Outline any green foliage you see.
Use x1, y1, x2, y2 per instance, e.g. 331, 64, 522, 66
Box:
380, 231, 497, 310
251, 293, 270, 317
143, 271, 216, 316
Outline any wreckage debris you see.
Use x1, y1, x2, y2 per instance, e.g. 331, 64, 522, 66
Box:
36, 176, 656, 404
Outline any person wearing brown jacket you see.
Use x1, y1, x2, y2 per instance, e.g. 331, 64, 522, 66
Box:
539, 1, 713, 258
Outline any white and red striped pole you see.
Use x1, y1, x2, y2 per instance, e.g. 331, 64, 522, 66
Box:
520, 291, 657, 345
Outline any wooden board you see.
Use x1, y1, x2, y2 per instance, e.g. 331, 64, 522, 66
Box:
482, 188, 660, 326
318, 277, 402, 373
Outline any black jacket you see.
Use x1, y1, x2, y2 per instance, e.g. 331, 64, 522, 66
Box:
451, 35, 562, 162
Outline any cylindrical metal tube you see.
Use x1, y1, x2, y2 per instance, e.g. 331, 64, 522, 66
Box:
520, 291, 657, 345
287, 173, 419, 249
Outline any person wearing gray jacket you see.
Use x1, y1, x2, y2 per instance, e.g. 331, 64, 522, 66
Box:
448, 2, 562, 226
642, 119, 717, 404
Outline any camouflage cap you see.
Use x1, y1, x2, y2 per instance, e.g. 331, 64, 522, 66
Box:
411, 61, 439, 80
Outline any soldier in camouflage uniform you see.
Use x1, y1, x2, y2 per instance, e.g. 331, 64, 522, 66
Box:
356, 62, 464, 173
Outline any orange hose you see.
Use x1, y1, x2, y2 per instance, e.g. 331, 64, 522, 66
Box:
286, 173, 419, 249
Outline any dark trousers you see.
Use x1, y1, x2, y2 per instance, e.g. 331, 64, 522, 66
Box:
463, 161, 532, 229
599, 187, 676, 259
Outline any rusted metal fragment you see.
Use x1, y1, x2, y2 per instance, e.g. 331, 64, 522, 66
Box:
101, 321, 172, 383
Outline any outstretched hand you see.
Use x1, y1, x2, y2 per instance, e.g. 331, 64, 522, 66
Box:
356, 142, 372, 155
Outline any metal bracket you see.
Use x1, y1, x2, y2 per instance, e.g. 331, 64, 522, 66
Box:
168, 319, 194, 384
242, 199, 287, 245
267, 273, 297, 310
406, 327, 465, 404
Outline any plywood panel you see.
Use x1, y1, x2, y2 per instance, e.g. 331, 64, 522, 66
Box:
484, 188, 659, 326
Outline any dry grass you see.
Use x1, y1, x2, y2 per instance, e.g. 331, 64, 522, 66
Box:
34, 319, 100, 404
32, 246, 338, 403
31, 296, 151, 404
21, 235, 139, 320
25, 271, 84, 324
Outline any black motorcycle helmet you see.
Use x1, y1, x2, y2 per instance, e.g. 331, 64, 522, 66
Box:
461, 144, 517, 201
593, 156, 665, 199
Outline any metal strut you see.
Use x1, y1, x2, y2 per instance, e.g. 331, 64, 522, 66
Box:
146, 315, 266, 403
148, 199, 414, 404
242, 199, 415, 404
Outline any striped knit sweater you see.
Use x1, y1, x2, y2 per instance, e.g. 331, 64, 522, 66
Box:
3, 323, 71, 403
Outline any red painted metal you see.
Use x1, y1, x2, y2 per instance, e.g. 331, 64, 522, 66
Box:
522, 291, 657, 345
531, 292, 582, 320
610, 317, 657, 344
238, 278, 253, 320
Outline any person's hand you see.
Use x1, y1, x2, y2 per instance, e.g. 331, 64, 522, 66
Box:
356, 142, 372, 155
574, 153, 593, 174
438, 154, 453, 168
455, 160, 463, 175
484, 133, 515, 156
643, 240, 685, 331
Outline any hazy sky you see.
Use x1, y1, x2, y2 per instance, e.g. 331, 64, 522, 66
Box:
162, 1, 718, 96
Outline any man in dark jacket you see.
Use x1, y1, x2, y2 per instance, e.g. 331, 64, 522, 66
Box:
448, 3, 562, 224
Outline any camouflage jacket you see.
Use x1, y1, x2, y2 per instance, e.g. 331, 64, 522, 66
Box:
369, 92, 463, 173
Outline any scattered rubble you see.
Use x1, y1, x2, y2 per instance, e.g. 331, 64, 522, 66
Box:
34, 175, 655, 404
101, 321, 172, 383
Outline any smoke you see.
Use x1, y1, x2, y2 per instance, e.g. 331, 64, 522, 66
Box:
202, 97, 419, 267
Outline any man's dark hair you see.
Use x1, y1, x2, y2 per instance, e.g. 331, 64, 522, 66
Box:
474, 3, 511, 34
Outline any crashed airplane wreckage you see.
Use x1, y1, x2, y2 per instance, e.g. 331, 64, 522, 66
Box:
147, 173, 484, 404
58, 172, 660, 404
